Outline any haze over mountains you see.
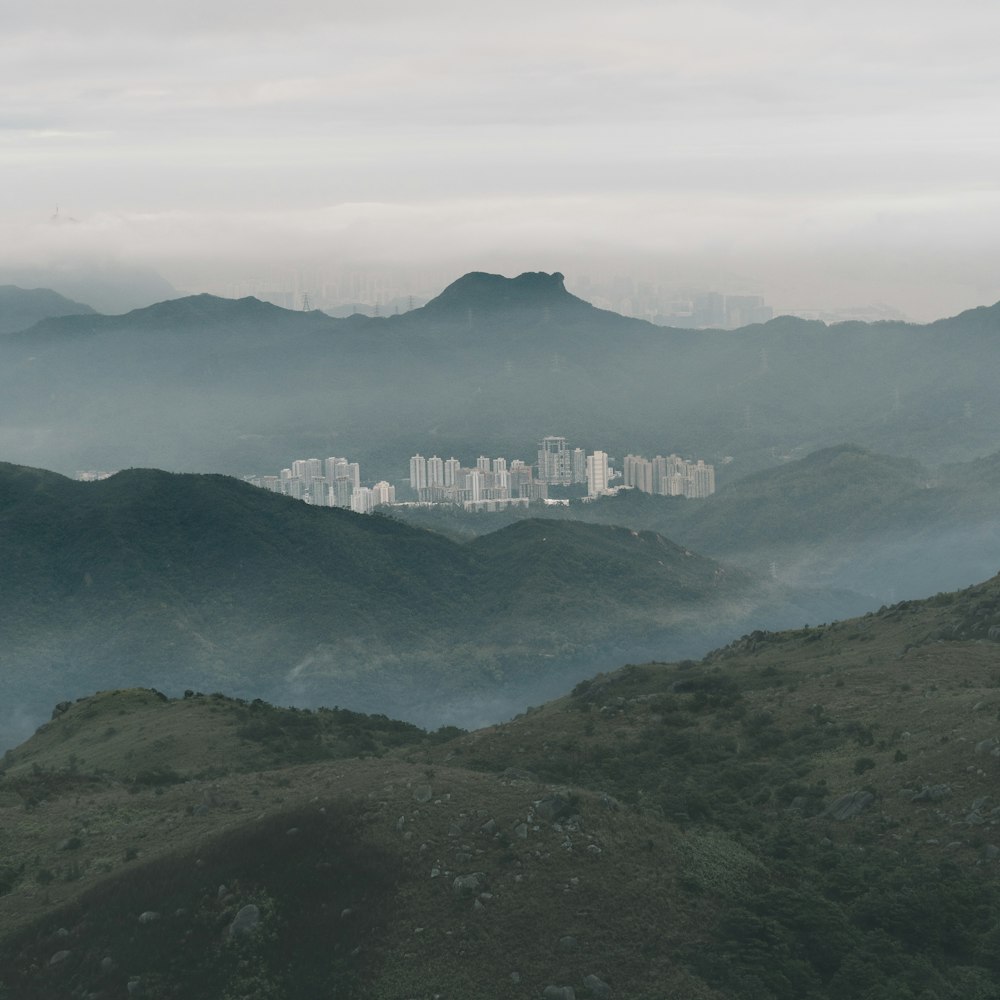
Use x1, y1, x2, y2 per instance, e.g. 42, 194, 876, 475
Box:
392, 443, 1000, 602
0, 261, 178, 315
2, 269, 998, 750
0, 286, 95, 335
0, 460, 866, 750
2, 271, 999, 483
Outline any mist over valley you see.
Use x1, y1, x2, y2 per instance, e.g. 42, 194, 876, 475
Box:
0, 458, 870, 750
3, 271, 999, 751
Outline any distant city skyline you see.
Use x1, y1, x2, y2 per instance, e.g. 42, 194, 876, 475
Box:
3, 2, 999, 322
243, 436, 716, 514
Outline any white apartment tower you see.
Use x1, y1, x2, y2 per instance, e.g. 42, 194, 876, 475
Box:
687, 460, 716, 498
466, 469, 484, 502
350, 488, 376, 514
372, 481, 396, 505
292, 458, 322, 483
586, 450, 610, 497
324, 456, 344, 482
537, 435, 572, 485
409, 454, 428, 496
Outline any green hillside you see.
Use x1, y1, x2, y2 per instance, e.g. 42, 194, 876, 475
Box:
3, 574, 1000, 998
0, 462, 851, 746
390, 444, 1000, 600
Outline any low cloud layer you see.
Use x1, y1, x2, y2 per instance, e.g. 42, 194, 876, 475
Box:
2, 0, 999, 318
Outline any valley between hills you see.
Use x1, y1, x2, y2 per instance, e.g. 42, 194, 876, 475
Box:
0, 458, 867, 745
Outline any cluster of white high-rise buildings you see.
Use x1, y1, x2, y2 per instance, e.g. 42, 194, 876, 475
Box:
245, 456, 396, 514
533, 436, 612, 499
622, 453, 716, 498
408, 453, 538, 511
245, 437, 715, 516
407, 437, 617, 511
409, 437, 714, 507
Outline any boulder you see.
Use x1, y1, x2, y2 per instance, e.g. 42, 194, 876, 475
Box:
583, 974, 612, 998
824, 791, 875, 820
912, 784, 951, 803
228, 904, 261, 938
535, 795, 573, 823
453, 872, 487, 896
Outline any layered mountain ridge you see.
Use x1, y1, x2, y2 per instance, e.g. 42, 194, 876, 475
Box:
0, 461, 861, 747
390, 442, 1000, 601
2, 271, 999, 481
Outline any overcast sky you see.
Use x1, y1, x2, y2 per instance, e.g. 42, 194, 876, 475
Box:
3, 0, 1000, 319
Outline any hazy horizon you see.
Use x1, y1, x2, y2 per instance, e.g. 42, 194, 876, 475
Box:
3, 0, 1000, 321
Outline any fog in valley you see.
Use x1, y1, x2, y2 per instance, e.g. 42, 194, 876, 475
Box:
1, 274, 999, 752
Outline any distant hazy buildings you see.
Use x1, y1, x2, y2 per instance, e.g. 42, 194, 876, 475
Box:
407, 452, 534, 510
245, 454, 393, 512
246, 436, 714, 515
623, 453, 716, 498
537, 436, 573, 485
75, 470, 118, 482
586, 450, 610, 498
656, 293, 773, 330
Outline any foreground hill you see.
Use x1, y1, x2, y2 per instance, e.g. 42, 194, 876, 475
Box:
1, 271, 999, 477
3, 574, 1000, 998
0, 462, 854, 746
391, 444, 1000, 600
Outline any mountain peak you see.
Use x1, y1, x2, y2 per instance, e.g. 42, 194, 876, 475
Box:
419, 270, 589, 318
125, 293, 293, 326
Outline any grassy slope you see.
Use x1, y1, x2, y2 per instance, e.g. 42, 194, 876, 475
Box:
3, 575, 1000, 998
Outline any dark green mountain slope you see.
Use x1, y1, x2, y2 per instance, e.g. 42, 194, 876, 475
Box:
0, 462, 854, 747
4, 575, 1000, 999
0, 285, 96, 335
1, 272, 999, 477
